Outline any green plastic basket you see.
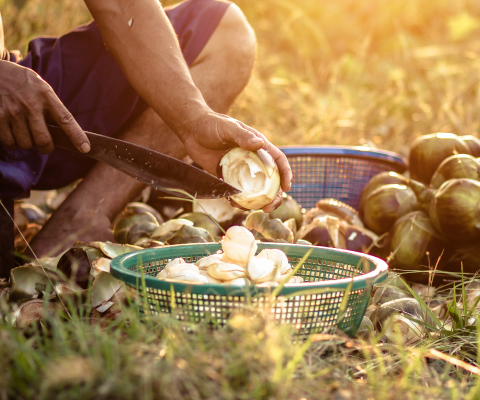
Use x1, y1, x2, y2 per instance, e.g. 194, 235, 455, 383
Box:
110, 243, 388, 338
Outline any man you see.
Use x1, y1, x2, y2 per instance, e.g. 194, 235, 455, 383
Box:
0, 0, 292, 258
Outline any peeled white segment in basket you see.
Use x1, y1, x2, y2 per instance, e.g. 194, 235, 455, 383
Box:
221, 226, 257, 267
199, 270, 223, 284
246, 257, 281, 284
224, 277, 250, 286
285, 275, 304, 284
156, 257, 186, 279
195, 253, 223, 270
167, 263, 199, 278
166, 270, 209, 284
256, 249, 291, 275
207, 260, 246, 281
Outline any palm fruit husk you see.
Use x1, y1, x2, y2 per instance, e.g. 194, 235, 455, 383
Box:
297, 215, 346, 248
371, 285, 413, 306
245, 211, 294, 243
91, 271, 123, 309
14, 202, 48, 231
430, 154, 480, 189
14, 223, 42, 253
355, 316, 374, 339
316, 198, 364, 228
11, 299, 61, 329
151, 218, 194, 242
362, 184, 418, 235
165, 224, 214, 245
343, 224, 378, 253
370, 297, 434, 342
460, 135, 480, 157
9, 265, 62, 302
409, 178, 480, 243
179, 212, 222, 239
56, 248, 93, 289
112, 201, 163, 227
222, 210, 249, 230
388, 211, 447, 280
268, 193, 303, 229
359, 171, 409, 218
147, 191, 192, 221
192, 198, 235, 223
96, 242, 143, 258
409, 132, 470, 184
113, 212, 159, 245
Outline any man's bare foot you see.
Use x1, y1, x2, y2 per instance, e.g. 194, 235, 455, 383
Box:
25, 205, 114, 260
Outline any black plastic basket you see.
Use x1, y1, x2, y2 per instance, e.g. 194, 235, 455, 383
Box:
280, 146, 407, 210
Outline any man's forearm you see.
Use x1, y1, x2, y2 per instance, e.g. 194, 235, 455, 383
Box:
83, 0, 211, 141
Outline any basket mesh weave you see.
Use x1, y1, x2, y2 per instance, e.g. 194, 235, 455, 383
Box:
111, 243, 387, 338
281, 146, 407, 209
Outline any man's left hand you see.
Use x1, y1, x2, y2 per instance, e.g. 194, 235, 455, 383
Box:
180, 111, 292, 213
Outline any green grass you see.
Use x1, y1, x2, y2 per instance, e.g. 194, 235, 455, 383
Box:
3, 0, 480, 397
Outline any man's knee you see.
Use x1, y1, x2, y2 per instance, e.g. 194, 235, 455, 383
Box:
193, 4, 256, 69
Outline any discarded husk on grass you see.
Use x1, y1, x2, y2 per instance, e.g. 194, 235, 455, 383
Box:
91, 272, 123, 309
316, 198, 364, 228
113, 211, 159, 245
268, 193, 303, 229
9, 265, 62, 303
245, 211, 294, 243
11, 299, 61, 329
179, 212, 223, 239
371, 285, 413, 306
150, 218, 194, 242
165, 224, 214, 245
297, 215, 346, 248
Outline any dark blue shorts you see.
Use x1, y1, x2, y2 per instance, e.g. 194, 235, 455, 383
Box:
0, 0, 230, 198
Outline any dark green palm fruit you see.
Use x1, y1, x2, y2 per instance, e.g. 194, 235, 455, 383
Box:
57, 248, 93, 289
461, 135, 480, 157
245, 211, 294, 243
316, 198, 364, 228
113, 212, 159, 244
165, 224, 214, 245
359, 171, 409, 218
268, 193, 303, 229
426, 179, 480, 242
409, 132, 470, 184
221, 211, 249, 230
147, 190, 193, 221
430, 154, 480, 189
362, 184, 418, 235
179, 212, 222, 239
388, 211, 446, 275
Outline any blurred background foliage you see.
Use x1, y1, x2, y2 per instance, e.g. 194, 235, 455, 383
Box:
2, 0, 480, 156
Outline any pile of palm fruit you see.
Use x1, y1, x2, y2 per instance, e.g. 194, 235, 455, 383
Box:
5, 132, 480, 341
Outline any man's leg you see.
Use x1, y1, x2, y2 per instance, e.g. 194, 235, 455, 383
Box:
28, 5, 256, 258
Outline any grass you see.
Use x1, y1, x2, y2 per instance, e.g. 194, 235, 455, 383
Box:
3, 0, 480, 398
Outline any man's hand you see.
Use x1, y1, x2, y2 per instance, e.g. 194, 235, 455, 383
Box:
180, 111, 292, 213
0, 60, 90, 154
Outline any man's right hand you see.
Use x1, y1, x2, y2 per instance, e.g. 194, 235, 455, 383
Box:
0, 60, 90, 154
